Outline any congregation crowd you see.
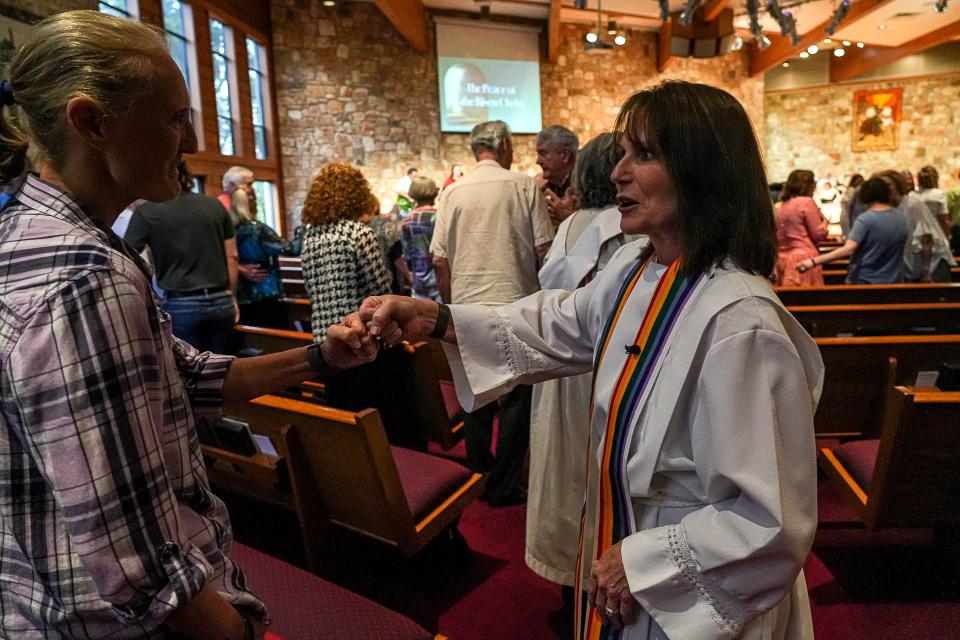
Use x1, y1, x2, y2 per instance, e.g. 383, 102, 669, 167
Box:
773, 166, 958, 286
0, 8, 955, 640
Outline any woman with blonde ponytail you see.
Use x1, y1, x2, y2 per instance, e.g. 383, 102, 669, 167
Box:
0, 11, 373, 639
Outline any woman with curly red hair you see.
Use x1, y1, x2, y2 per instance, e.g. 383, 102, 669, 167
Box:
300, 163, 391, 340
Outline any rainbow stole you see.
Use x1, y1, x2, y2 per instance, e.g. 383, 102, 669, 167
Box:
575, 257, 703, 640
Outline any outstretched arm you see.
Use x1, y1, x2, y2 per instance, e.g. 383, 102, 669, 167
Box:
796, 239, 857, 273
222, 324, 378, 405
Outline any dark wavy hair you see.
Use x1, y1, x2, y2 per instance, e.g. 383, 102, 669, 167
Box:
572, 132, 622, 210
859, 177, 892, 206
614, 81, 776, 277
781, 169, 816, 202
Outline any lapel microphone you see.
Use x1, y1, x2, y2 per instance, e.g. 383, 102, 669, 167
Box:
624, 344, 641, 355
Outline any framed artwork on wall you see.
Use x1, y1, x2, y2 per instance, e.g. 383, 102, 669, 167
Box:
852, 88, 903, 152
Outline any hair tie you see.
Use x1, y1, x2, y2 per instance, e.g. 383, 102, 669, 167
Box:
0, 80, 15, 107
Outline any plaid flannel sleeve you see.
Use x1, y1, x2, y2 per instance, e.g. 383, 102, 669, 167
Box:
4, 268, 211, 624
170, 335, 234, 425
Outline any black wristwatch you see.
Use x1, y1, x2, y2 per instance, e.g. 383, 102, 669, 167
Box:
429, 304, 451, 339
306, 342, 339, 378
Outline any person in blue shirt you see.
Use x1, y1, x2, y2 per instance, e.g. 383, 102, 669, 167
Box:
798, 177, 907, 283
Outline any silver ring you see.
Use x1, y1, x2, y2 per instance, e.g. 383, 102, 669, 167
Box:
603, 606, 616, 616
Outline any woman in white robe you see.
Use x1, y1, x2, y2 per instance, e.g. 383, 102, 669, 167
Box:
527, 132, 637, 599
349, 81, 823, 640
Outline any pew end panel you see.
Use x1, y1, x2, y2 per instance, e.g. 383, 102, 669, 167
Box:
241, 395, 484, 558
819, 386, 960, 532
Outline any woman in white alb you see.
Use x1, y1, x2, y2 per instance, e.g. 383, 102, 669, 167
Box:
526, 132, 639, 628
351, 82, 823, 640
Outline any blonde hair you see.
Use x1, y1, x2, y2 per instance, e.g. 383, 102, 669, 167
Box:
301, 164, 374, 225
0, 10, 169, 182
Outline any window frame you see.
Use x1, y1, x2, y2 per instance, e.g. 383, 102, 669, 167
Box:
161, 0, 205, 150
98, 0, 139, 19
245, 36, 273, 161
209, 16, 241, 157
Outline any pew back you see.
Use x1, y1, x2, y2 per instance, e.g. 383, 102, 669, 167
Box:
776, 283, 960, 306
789, 302, 960, 337
815, 335, 960, 438
235, 324, 312, 353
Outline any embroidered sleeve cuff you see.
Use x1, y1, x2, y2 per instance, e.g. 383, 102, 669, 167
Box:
621, 525, 749, 640
444, 304, 527, 412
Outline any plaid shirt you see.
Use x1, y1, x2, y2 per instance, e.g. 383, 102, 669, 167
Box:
0, 174, 265, 638
400, 207, 439, 300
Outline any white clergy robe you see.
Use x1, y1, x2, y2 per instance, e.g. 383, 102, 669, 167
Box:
444, 241, 823, 640
527, 205, 633, 586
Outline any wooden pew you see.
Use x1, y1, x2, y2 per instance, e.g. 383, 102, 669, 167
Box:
322, 342, 462, 451
814, 335, 960, 438
819, 386, 960, 531
788, 302, 960, 337
821, 267, 960, 285
201, 425, 331, 573
777, 283, 960, 306
405, 341, 464, 450
280, 296, 311, 331
234, 324, 312, 352
279, 255, 306, 298
227, 395, 484, 558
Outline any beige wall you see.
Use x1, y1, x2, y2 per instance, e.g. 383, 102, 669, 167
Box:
764, 73, 960, 190
271, 0, 763, 229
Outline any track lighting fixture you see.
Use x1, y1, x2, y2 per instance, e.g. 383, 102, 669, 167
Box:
679, 0, 702, 27
825, 0, 851, 36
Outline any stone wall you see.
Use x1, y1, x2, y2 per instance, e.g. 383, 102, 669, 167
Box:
765, 74, 960, 189
271, 0, 763, 228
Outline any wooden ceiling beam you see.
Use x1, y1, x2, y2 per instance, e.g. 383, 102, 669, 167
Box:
829, 16, 960, 83
548, 0, 562, 63
701, 0, 732, 23
373, 0, 429, 54
658, 15, 674, 72
748, 0, 892, 77
559, 6, 661, 30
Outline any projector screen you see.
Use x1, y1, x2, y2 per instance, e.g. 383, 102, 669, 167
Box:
435, 18, 543, 134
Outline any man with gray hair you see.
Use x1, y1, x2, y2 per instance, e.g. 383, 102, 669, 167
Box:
536, 124, 579, 225
431, 119, 554, 506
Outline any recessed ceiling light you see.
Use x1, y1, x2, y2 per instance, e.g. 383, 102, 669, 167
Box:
322, 0, 335, 5
799, 51, 809, 58
807, 44, 819, 54
585, 32, 598, 43
878, 24, 886, 30
782, 62, 790, 67
614, 34, 627, 46
834, 48, 845, 57
856, 41, 865, 48
842, 40, 852, 46
823, 38, 832, 44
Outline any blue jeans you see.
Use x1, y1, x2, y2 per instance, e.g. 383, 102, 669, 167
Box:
163, 291, 235, 354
